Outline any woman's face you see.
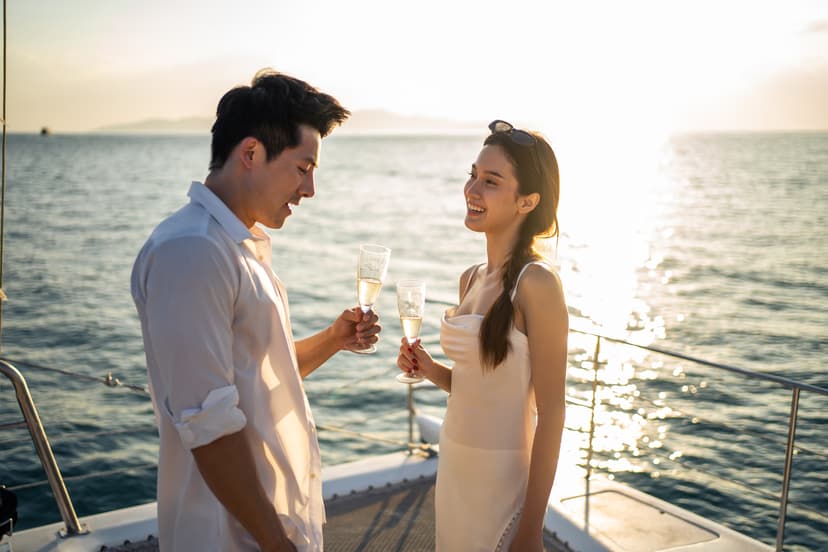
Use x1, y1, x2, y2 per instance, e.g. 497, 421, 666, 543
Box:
463, 145, 524, 234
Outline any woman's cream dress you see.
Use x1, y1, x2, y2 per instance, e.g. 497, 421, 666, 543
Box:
436, 262, 542, 551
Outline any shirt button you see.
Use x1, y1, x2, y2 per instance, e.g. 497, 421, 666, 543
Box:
310, 473, 317, 479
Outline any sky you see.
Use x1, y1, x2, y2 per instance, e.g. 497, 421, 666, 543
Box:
3, 0, 828, 141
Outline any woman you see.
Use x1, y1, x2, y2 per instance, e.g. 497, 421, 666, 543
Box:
397, 120, 568, 551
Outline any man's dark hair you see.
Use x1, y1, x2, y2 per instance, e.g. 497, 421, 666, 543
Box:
209, 69, 350, 170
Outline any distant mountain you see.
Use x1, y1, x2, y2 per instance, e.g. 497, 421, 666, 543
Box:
95, 116, 212, 134
94, 110, 482, 135
339, 110, 481, 134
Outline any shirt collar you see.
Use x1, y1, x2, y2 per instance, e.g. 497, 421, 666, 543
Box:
187, 181, 259, 243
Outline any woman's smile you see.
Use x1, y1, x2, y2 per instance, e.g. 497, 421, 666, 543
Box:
466, 201, 486, 217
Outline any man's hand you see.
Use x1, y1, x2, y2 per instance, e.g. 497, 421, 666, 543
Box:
332, 307, 381, 351
296, 307, 382, 377
192, 431, 298, 552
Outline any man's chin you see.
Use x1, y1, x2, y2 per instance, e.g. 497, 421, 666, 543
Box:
261, 217, 287, 230
260, 204, 293, 229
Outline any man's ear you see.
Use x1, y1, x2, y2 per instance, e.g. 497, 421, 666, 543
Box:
238, 137, 259, 168
517, 192, 540, 214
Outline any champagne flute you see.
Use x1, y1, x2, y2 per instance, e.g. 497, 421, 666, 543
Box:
396, 279, 426, 384
353, 244, 391, 354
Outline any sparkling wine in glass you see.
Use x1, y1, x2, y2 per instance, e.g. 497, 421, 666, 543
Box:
396, 279, 426, 383
353, 244, 391, 354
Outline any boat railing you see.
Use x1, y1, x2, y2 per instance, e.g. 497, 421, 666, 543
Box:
545, 323, 827, 552
0, 358, 86, 537
0, 354, 433, 541
2, 326, 826, 549
403, 321, 827, 551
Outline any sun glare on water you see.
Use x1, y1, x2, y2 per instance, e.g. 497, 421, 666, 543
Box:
554, 132, 668, 338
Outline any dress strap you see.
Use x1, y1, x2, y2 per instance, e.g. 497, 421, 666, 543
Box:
460, 263, 484, 302
510, 261, 550, 302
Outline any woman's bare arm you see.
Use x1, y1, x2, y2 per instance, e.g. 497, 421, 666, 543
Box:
510, 265, 568, 550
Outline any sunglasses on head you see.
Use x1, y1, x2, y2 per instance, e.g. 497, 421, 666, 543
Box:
488, 119, 541, 176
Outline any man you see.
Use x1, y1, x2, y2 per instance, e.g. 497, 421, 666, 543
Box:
131, 69, 378, 552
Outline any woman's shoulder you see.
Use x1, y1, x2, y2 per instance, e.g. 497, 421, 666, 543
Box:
516, 260, 563, 296
514, 261, 567, 326
458, 263, 484, 288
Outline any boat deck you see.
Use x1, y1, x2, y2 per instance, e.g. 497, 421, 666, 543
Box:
324, 475, 573, 551
103, 475, 572, 551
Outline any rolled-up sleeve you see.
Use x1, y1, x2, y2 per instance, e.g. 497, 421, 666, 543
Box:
138, 234, 246, 449
173, 385, 247, 449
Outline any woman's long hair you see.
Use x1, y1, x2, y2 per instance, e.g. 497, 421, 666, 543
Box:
479, 130, 560, 369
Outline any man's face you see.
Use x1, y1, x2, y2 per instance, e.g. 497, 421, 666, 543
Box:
248, 124, 321, 229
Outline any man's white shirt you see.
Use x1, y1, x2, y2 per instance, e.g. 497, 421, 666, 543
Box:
131, 182, 324, 552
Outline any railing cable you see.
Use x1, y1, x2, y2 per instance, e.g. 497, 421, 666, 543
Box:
7, 463, 157, 492
0, 356, 149, 394
586, 387, 828, 462
570, 325, 828, 396
0, 424, 157, 449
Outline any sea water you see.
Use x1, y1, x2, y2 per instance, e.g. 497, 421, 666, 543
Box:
0, 132, 825, 550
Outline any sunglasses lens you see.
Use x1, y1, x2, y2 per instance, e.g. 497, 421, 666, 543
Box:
488, 120, 536, 146
510, 130, 536, 146
489, 120, 513, 134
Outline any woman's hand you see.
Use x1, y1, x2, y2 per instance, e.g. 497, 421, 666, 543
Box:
396, 338, 435, 380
